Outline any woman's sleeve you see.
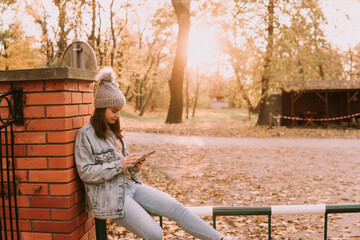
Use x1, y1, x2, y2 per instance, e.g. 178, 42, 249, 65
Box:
74, 131, 124, 184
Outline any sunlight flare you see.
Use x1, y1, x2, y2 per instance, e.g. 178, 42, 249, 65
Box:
187, 26, 219, 69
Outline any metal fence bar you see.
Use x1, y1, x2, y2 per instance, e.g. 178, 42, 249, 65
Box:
10, 124, 20, 240
324, 204, 360, 240
189, 205, 360, 239
324, 213, 328, 240
0, 129, 8, 240
326, 204, 360, 213
212, 206, 272, 239
95, 204, 360, 239
4, 127, 15, 239
268, 214, 271, 240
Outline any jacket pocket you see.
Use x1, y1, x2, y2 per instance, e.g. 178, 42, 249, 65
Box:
94, 149, 115, 163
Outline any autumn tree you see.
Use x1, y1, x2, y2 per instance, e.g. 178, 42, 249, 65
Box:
274, 0, 342, 85
166, 0, 191, 123
69, 0, 89, 41
213, 0, 261, 114
53, 0, 70, 63
25, 1, 54, 66
90, 1, 175, 115
344, 45, 360, 80
53, 0, 91, 63
256, 0, 343, 124
0, 0, 17, 69
0, 22, 42, 70
118, 2, 175, 115
0, 1, 42, 69
25, 0, 91, 66
256, 0, 275, 125
87, 0, 97, 50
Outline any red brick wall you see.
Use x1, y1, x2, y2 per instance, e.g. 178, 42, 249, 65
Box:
0, 70, 96, 240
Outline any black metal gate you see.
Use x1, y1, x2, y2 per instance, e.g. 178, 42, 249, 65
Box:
0, 88, 24, 240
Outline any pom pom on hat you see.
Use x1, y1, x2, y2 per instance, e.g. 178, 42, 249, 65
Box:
96, 67, 116, 83
94, 67, 126, 108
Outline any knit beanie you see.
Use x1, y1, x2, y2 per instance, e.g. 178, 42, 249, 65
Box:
94, 67, 126, 108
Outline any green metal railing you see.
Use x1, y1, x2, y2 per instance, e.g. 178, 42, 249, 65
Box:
166, 204, 360, 240
95, 204, 360, 240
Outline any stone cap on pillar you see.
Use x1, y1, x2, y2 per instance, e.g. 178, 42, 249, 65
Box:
0, 67, 97, 82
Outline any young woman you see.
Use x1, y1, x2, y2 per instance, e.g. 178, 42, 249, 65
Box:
74, 67, 234, 240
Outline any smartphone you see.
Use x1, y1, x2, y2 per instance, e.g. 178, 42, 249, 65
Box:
134, 151, 156, 166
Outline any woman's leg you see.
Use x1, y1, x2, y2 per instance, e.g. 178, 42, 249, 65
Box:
131, 183, 222, 240
113, 193, 163, 240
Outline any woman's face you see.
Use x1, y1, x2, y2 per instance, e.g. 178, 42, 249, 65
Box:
105, 107, 122, 124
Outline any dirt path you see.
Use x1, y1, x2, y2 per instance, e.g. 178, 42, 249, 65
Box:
110, 132, 360, 239
126, 132, 360, 150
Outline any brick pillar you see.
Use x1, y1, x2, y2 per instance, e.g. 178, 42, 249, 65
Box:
0, 68, 96, 240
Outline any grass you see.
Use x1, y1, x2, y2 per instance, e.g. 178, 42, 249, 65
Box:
185, 108, 258, 120
120, 109, 166, 121
121, 107, 258, 122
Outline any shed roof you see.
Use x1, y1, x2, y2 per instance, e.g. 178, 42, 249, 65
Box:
282, 79, 360, 91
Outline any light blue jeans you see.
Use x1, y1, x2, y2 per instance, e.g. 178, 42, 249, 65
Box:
113, 178, 222, 240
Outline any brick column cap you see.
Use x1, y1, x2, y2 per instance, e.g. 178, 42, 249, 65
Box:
0, 67, 97, 82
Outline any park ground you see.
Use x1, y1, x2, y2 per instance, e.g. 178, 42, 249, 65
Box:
107, 107, 360, 239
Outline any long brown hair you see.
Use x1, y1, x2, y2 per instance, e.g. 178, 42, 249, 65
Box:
90, 108, 123, 140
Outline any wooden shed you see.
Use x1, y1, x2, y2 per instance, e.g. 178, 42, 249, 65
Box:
280, 80, 360, 127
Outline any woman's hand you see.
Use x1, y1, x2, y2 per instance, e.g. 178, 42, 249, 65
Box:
121, 154, 138, 168
135, 158, 147, 168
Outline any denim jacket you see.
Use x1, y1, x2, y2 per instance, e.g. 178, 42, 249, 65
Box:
74, 122, 142, 219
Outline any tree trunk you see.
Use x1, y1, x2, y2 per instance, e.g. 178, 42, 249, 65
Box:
124, 85, 131, 98
110, 0, 116, 67
140, 90, 153, 116
185, 65, 189, 119
88, 0, 96, 49
257, 0, 274, 125
4, 42, 9, 70
139, 80, 144, 111
165, 0, 191, 124
135, 77, 140, 110
192, 70, 201, 117
96, 3, 104, 66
